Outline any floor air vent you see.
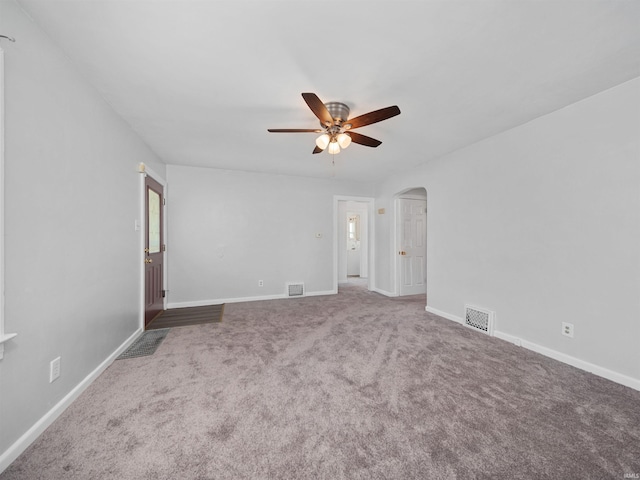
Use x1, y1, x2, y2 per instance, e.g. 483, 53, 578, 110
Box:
287, 283, 305, 297
465, 305, 494, 336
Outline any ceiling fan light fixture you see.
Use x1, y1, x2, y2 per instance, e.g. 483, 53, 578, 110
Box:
337, 133, 352, 149
328, 140, 341, 155
267, 93, 400, 156
315, 133, 330, 150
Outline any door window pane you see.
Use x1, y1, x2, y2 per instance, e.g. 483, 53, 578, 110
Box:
148, 189, 161, 253
347, 214, 360, 250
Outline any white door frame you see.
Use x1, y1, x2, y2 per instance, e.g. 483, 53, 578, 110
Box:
333, 195, 375, 293
0, 47, 16, 358
139, 163, 168, 328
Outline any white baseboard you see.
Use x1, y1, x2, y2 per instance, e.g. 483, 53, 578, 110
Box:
371, 287, 397, 297
493, 330, 522, 347
519, 338, 640, 391
425, 305, 463, 324
167, 289, 337, 309
168, 295, 284, 308
425, 306, 640, 392
0, 328, 143, 474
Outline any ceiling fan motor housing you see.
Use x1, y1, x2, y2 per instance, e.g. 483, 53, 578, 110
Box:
324, 102, 350, 123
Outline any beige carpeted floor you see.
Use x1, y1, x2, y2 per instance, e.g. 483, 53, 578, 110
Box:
2, 283, 640, 479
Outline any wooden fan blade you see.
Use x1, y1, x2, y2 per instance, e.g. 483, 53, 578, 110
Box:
302, 93, 333, 126
349, 131, 382, 148
312, 146, 323, 154
345, 105, 401, 130
267, 128, 323, 133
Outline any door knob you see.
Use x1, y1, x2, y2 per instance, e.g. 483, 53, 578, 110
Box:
399, 251, 407, 256
145, 258, 153, 264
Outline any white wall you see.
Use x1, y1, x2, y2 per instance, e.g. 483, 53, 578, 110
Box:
375, 78, 640, 385
165, 165, 373, 305
0, 0, 165, 464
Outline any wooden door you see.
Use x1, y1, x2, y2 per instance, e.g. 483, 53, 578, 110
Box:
399, 198, 426, 296
145, 176, 164, 326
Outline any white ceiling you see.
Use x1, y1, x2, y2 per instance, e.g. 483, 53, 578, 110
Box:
14, 0, 640, 182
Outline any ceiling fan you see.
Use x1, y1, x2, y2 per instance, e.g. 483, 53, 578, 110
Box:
267, 93, 401, 155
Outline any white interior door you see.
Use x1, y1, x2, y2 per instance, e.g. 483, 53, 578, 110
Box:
398, 198, 426, 296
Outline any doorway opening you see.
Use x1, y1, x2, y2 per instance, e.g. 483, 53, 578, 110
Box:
346, 212, 362, 277
334, 196, 374, 293
394, 188, 427, 298
139, 164, 167, 329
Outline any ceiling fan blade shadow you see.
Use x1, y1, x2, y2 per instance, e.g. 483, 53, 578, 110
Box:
302, 93, 333, 126
349, 131, 382, 148
346, 106, 401, 129
267, 128, 323, 133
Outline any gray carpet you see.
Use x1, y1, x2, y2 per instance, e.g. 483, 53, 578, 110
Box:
2, 284, 640, 479
116, 329, 170, 359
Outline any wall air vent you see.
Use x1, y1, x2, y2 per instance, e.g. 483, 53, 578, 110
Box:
287, 283, 305, 297
464, 305, 494, 336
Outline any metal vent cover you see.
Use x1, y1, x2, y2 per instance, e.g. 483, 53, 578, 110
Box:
464, 305, 494, 336
287, 283, 305, 297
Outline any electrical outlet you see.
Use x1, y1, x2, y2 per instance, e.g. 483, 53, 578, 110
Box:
561, 322, 574, 338
258, 280, 264, 287
50, 357, 61, 383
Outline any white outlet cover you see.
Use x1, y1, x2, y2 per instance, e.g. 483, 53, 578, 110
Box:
50, 357, 61, 383
561, 322, 574, 338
